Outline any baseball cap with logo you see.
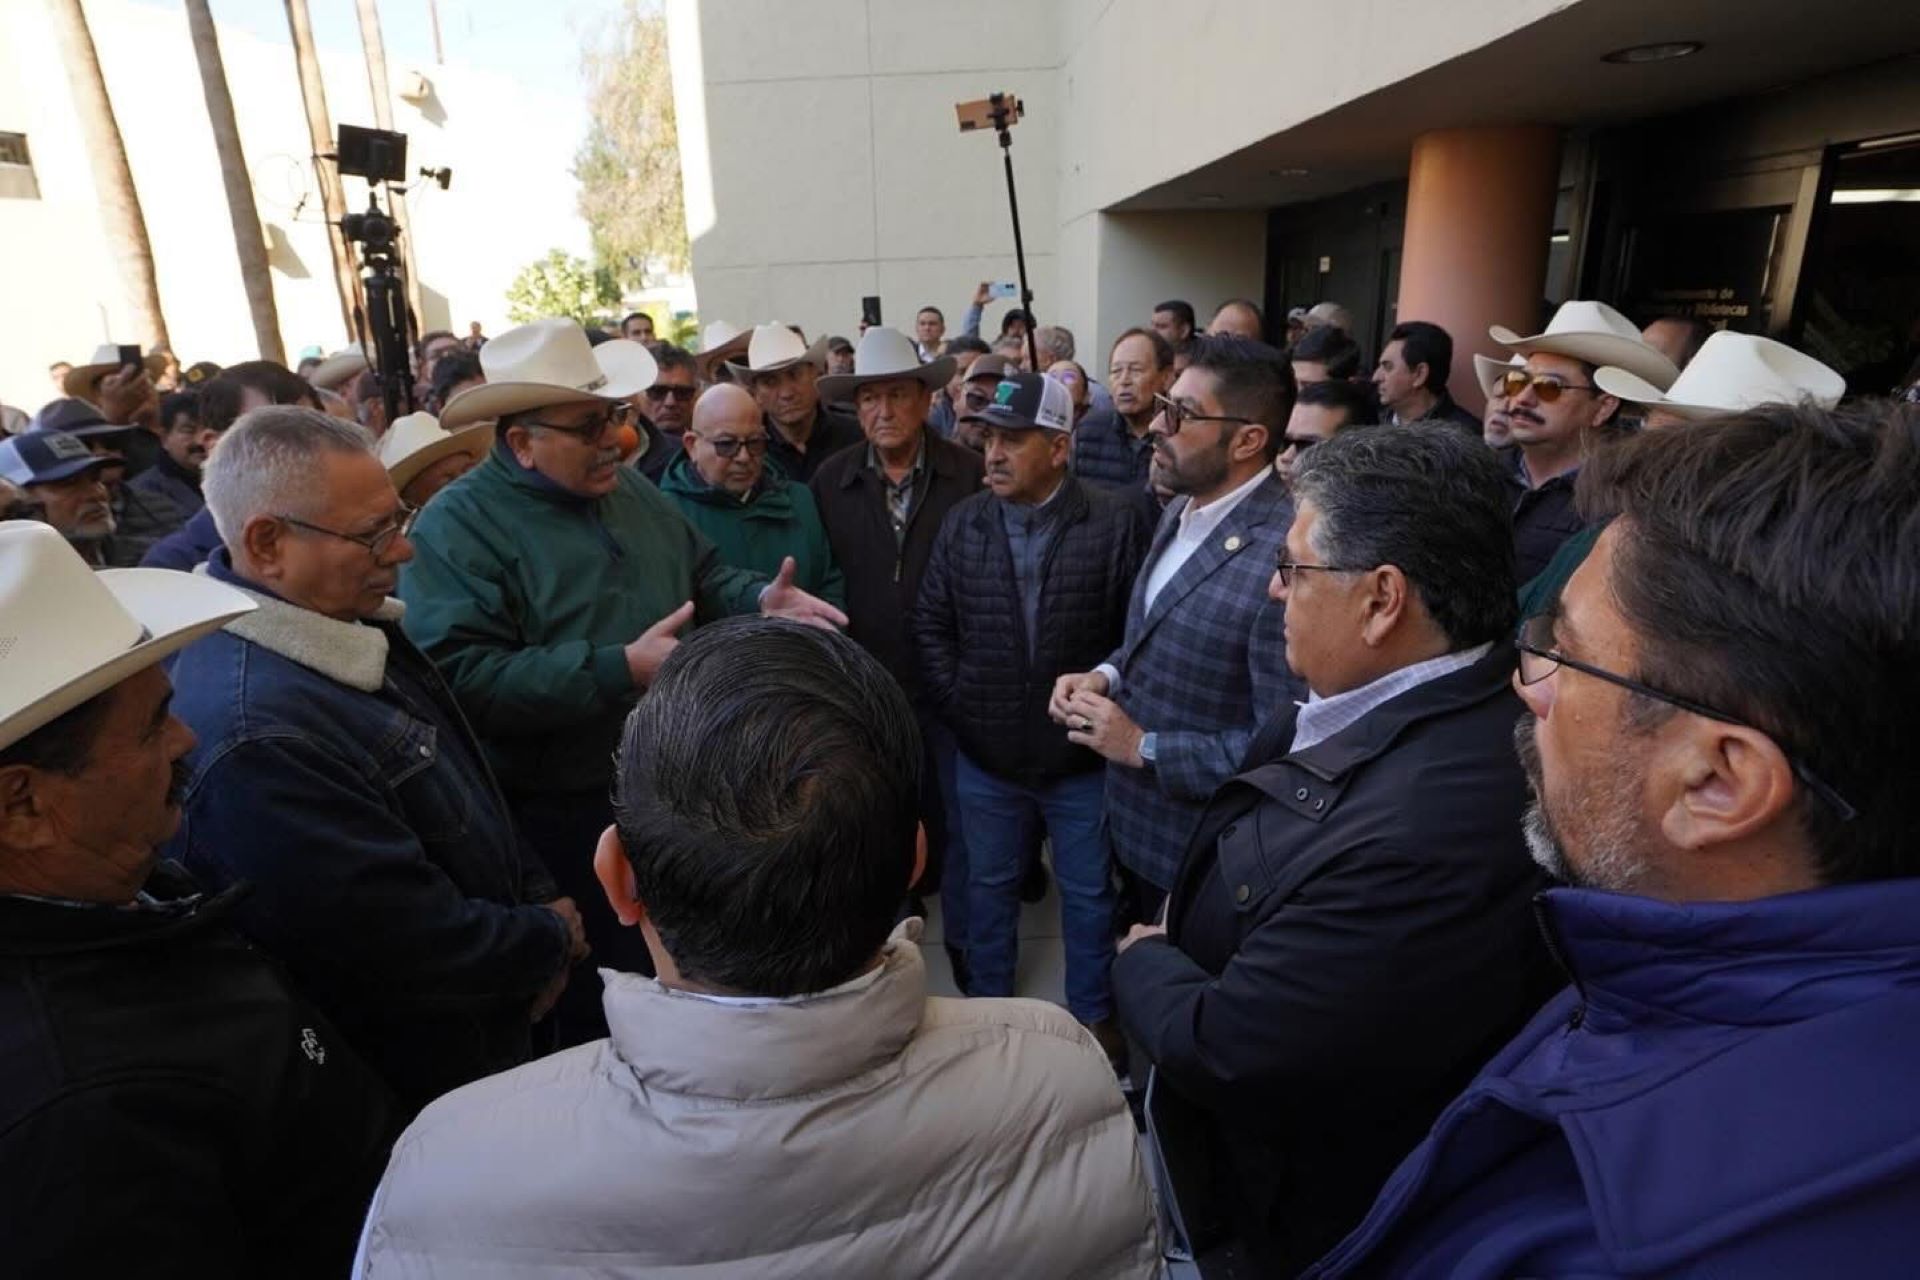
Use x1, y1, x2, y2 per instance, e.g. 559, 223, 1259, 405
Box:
0, 430, 113, 487
960, 372, 1074, 433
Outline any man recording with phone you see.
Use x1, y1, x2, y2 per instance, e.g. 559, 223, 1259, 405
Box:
61, 343, 165, 479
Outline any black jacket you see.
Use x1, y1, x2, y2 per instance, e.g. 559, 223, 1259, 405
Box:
811, 429, 985, 699
1501, 444, 1585, 585
0, 863, 396, 1279
913, 477, 1149, 781
1112, 645, 1558, 1276
769, 404, 864, 484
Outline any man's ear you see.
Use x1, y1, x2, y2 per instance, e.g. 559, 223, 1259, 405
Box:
594, 825, 645, 928
1590, 392, 1623, 430
1359, 564, 1412, 649
0, 765, 56, 851
239, 515, 285, 579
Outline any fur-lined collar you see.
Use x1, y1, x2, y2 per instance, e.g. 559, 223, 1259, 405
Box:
193, 565, 404, 693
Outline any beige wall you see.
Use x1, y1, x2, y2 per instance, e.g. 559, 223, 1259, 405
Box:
0, 0, 590, 415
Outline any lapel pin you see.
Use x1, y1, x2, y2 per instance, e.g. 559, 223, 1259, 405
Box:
1224, 535, 1242, 552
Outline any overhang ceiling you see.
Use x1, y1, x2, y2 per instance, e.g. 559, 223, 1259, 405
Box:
1114, 0, 1920, 211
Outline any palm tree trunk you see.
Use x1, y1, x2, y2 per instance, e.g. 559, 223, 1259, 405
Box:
284, 0, 361, 345
44, 0, 171, 352
185, 0, 285, 363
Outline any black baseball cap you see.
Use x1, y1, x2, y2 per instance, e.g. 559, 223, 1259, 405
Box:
0, 430, 113, 487
959, 372, 1073, 433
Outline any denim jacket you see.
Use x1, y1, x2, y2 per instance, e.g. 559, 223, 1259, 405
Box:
167, 552, 571, 1113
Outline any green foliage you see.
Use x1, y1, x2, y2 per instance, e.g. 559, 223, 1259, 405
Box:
505, 249, 620, 326
575, 0, 689, 289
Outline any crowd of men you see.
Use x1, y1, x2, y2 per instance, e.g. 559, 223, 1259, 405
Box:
2, 279, 1916, 1280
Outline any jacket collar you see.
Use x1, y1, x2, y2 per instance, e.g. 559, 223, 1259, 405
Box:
0, 860, 245, 956
202, 550, 402, 693
835, 427, 969, 489
660, 451, 792, 513
603, 920, 929, 1101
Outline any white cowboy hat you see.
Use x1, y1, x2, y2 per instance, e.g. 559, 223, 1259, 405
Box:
1490, 300, 1680, 392
726, 323, 831, 381
1594, 331, 1846, 421
695, 320, 752, 378
62, 344, 170, 400
1473, 353, 1527, 400
816, 327, 956, 402
377, 411, 495, 494
308, 347, 370, 391
0, 522, 255, 752
439, 318, 658, 430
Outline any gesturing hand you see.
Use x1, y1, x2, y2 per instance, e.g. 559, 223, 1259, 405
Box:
760, 557, 848, 631
1064, 689, 1147, 769
625, 601, 696, 689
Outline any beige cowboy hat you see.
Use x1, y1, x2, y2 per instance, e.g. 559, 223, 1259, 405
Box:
725, 323, 831, 381
377, 411, 495, 493
1473, 353, 1527, 400
439, 318, 657, 430
62, 344, 170, 401
1490, 300, 1680, 392
309, 347, 371, 391
0, 522, 255, 752
695, 320, 752, 379
1594, 331, 1845, 421
816, 327, 956, 402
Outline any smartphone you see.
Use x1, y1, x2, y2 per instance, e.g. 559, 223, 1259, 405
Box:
988, 281, 1018, 300
118, 343, 142, 367
861, 295, 883, 328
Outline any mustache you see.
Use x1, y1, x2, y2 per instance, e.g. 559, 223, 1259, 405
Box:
1509, 408, 1545, 426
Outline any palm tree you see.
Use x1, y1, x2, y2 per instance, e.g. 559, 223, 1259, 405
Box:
45, 0, 171, 352
186, 0, 286, 363
284, 0, 360, 343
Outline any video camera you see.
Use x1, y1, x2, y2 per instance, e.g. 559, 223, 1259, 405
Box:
331, 125, 421, 420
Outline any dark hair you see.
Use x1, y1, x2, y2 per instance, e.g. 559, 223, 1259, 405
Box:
826, 336, 855, 356
1577, 399, 1920, 885
611, 616, 922, 995
1291, 325, 1363, 380
1296, 377, 1377, 427
1214, 298, 1267, 340
414, 329, 457, 361
651, 343, 696, 378
426, 350, 483, 411
1293, 423, 1517, 647
917, 305, 944, 322
1109, 326, 1175, 371
200, 361, 321, 432
1154, 300, 1196, 330
621, 311, 653, 331
159, 390, 200, 433
943, 335, 990, 357
999, 308, 1033, 336
0, 688, 115, 776
1644, 314, 1715, 370
1386, 321, 1453, 394
1184, 333, 1296, 462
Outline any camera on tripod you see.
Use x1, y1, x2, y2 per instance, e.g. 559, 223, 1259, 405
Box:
331, 124, 419, 419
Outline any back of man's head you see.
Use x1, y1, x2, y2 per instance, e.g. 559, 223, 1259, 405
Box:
1155, 300, 1196, 330
1388, 321, 1454, 394
612, 617, 922, 996
1292, 325, 1363, 380
944, 335, 990, 358
204, 406, 375, 549
1293, 423, 1517, 648
1296, 377, 1378, 427
1185, 333, 1296, 462
1034, 325, 1075, 365
1578, 399, 1920, 885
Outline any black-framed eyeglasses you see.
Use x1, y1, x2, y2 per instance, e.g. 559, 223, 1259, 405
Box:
1499, 370, 1598, 403
1273, 557, 1363, 589
645, 385, 696, 403
279, 502, 419, 559
691, 433, 770, 459
522, 401, 636, 441
1153, 392, 1253, 436
1282, 435, 1323, 454
1515, 612, 1857, 821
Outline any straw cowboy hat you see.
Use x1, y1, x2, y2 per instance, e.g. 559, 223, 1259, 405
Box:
377, 411, 495, 493
725, 323, 831, 381
1490, 300, 1680, 391
1594, 331, 1846, 421
62, 344, 170, 400
309, 347, 371, 391
439, 318, 658, 430
1473, 353, 1527, 400
816, 327, 955, 402
0, 522, 255, 752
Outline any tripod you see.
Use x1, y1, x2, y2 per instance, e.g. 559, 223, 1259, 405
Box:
344, 187, 417, 423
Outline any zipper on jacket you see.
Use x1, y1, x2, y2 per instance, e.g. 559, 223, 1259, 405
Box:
1530, 894, 1586, 1030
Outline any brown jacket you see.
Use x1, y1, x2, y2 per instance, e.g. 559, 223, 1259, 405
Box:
357, 920, 1162, 1278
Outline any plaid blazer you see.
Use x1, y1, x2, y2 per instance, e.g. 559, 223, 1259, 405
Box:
1102, 471, 1301, 889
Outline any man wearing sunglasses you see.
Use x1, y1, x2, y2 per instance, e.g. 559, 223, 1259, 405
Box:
1308, 401, 1920, 1279
164, 407, 585, 1116
1277, 378, 1377, 491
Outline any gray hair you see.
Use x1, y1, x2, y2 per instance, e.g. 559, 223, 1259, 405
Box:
1034, 324, 1076, 363
204, 405, 375, 547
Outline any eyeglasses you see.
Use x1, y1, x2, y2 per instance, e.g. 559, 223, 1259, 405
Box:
1153, 393, 1253, 436
1282, 435, 1323, 454
522, 401, 637, 441
1499, 370, 1599, 403
1273, 557, 1362, 589
961, 386, 995, 412
279, 502, 419, 559
691, 433, 769, 459
646, 385, 697, 403
1514, 612, 1857, 822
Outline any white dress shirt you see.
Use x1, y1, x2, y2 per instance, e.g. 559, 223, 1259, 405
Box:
1290, 643, 1493, 753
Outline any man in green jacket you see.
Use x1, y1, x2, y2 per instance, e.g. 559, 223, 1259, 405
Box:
661, 384, 844, 607
400, 319, 845, 1043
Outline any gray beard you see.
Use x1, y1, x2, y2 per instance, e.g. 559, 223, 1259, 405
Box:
1515, 718, 1652, 893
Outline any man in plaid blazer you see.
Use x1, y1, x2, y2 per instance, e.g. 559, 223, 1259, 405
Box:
1053, 335, 1304, 911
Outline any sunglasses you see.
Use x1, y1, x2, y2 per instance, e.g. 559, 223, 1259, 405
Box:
693, 433, 769, 459
1282, 435, 1323, 454
1499, 370, 1599, 403
522, 401, 637, 441
645, 385, 697, 403
1153, 392, 1253, 436
962, 385, 996, 412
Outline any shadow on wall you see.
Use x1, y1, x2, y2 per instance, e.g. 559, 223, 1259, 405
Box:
419, 282, 453, 336
265, 223, 310, 280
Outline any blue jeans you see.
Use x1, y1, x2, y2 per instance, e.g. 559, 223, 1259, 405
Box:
922, 717, 971, 955
955, 753, 1115, 1023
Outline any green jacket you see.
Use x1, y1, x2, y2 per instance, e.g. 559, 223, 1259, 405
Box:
1516, 520, 1605, 620
658, 454, 845, 609
399, 449, 765, 793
